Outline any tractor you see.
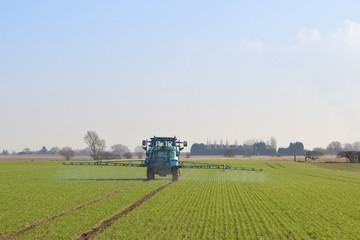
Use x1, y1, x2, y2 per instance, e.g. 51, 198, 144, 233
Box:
142, 136, 186, 181
64, 136, 262, 181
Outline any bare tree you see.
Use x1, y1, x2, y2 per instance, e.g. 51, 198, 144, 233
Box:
123, 152, 133, 159
50, 146, 61, 154
304, 151, 323, 161
76, 148, 92, 156
111, 144, 130, 155
343, 143, 353, 151
23, 148, 31, 154
353, 142, 360, 151
270, 137, 277, 150
134, 145, 145, 159
313, 147, 326, 153
326, 141, 342, 155
84, 131, 106, 160
337, 151, 360, 162
60, 147, 75, 160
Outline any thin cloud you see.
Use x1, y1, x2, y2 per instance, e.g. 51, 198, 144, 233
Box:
327, 19, 360, 51
297, 20, 360, 52
296, 28, 321, 42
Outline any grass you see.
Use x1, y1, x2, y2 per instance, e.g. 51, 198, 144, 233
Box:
1, 160, 360, 239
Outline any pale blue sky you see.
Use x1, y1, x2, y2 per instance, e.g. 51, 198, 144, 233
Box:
1, 1, 360, 152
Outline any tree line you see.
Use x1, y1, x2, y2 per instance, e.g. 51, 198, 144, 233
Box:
1, 131, 145, 161
191, 141, 304, 156
192, 140, 360, 157
3, 134, 360, 159
312, 141, 360, 155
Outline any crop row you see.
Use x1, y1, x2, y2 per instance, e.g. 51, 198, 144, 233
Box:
0, 161, 170, 239
96, 161, 360, 239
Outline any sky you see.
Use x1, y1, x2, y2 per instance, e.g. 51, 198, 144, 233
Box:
1, 1, 360, 152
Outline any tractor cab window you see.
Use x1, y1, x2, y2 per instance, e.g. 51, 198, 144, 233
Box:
153, 141, 166, 147
152, 140, 175, 147
163, 141, 175, 147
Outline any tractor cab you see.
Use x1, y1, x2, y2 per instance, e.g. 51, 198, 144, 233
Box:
142, 136, 187, 180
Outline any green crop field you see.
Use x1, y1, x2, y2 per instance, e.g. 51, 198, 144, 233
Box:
1, 160, 360, 240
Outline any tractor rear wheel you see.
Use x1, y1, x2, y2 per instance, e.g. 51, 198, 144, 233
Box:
171, 167, 180, 181
147, 168, 155, 181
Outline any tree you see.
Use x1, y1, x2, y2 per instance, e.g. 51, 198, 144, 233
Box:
313, 147, 326, 153
76, 148, 92, 156
353, 142, 360, 151
23, 148, 31, 154
123, 152, 133, 159
134, 145, 145, 159
337, 151, 360, 162
278, 142, 304, 156
343, 143, 353, 151
110, 144, 130, 155
50, 146, 61, 154
2, 150, 9, 155
224, 149, 235, 157
39, 146, 48, 154
270, 137, 277, 150
60, 147, 75, 160
99, 151, 121, 160
326, 141, 342, 155
84, 131, 106, 160
305, 151, 323, 161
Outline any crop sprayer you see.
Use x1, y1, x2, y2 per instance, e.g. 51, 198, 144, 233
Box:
64, 136, 263, 181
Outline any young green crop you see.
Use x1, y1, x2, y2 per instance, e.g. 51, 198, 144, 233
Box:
0, 161, 166, 238
98, 161, 360, 240
2, 161, 360, 239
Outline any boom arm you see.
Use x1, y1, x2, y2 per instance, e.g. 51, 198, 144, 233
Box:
63, 160, 262, 171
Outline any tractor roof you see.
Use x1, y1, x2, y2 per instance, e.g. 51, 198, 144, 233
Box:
150, 137, 177, 141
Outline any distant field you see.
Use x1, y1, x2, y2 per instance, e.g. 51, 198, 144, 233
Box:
1, 160, 360, 239
0, 155, 92, 162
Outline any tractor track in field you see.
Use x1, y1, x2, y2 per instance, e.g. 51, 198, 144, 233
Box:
265, 163, 276, 169
0, 182, 143, 240
77, 169, 194, 240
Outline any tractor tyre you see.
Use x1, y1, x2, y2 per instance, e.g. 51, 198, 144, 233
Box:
171, 167, 180, 181
147, 168, 155, 181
